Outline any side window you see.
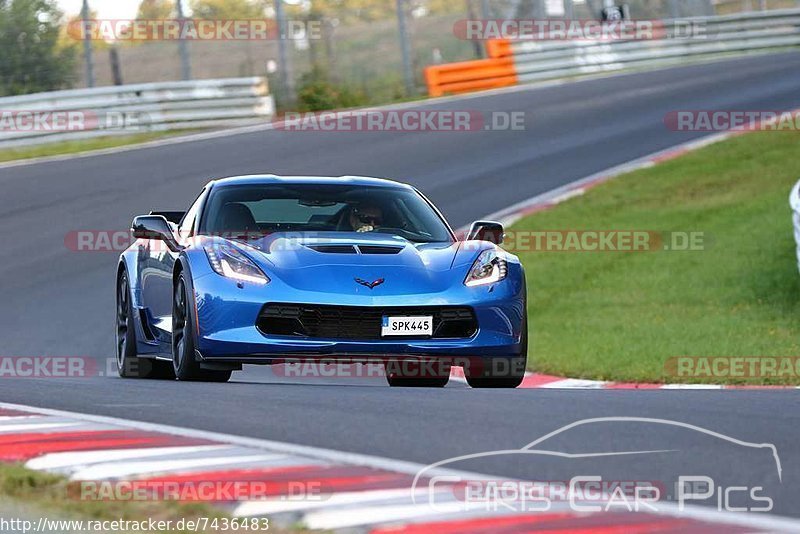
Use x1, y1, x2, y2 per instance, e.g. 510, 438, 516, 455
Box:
178, 188, 207, 238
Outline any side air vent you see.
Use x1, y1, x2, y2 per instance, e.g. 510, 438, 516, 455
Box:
137, 307, 157, 341
357, 246, 404, 255
306, 245, 358, 254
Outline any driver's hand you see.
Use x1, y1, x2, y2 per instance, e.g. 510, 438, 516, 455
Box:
356, 225, 374, 233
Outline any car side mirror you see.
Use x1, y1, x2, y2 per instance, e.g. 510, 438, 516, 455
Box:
150, 211, 186, 225
467, 221, 504, 244
131, 215, 181, 251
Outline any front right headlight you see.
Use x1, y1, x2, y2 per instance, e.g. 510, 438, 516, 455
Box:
204, 243, 269, 285
464, 249, 508, 287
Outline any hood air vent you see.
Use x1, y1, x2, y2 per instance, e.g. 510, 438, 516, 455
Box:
305, 244, 404, 255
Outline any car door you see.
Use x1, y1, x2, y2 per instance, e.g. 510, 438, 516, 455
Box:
139, 187, 208, 353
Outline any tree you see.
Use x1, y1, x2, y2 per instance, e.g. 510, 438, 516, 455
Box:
136, 0, 174, 19
190, 0, 264, 19
0, 0, 77, 96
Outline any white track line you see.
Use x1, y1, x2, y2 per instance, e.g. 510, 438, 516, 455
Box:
0, 421, 82, 433
660, 384, 726, 390
540, 378, 609, 389
303, 500, 506, 530
303, 502, 461, 530
0, 415, 41, 421
70, 454, 286, 481
26, 445, 231, 470
233, 488, 439, 517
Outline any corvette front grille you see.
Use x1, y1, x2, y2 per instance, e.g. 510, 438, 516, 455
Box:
257, 304, 477, 340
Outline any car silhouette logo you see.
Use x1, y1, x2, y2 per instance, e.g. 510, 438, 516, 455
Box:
355, 277, 385, 289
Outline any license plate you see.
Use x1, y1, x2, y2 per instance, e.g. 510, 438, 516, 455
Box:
381, 316, 433, 337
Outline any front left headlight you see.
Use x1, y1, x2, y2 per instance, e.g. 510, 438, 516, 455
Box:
464, 249, 508, 287
204, 243, 269, 285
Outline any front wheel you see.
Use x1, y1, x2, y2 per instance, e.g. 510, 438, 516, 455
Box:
116, 271, 174, 379
465, 356, 526, 388
172, 272, 232, 383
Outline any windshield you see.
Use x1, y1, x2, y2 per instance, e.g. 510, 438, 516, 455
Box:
200, 183, 453, 243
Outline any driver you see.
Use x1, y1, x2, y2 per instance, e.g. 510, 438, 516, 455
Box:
348, 204, 383, 233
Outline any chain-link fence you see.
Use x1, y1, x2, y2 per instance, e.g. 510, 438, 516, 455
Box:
7, 0, 800, 109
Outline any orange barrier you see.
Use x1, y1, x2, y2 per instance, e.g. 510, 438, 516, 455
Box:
424, 39, 517, 97
485, 39, 514, 59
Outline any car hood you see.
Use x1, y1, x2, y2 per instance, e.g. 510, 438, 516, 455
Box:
236, 233, 476, 295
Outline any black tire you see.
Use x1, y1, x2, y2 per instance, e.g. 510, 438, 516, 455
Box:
172, 272, 232, 383
466, 314, 528, 389
385, 360, 449, 388
116, 271, 174, 379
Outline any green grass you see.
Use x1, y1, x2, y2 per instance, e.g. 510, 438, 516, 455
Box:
0, 463, 304, 532
515, 131, 800, 384
0, 130, 198, 163
0, 463, 228, 533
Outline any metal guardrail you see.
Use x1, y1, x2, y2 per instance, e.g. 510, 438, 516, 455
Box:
0, 77, 274, 148
426, 9, 800, 96
512, 9, 800, 83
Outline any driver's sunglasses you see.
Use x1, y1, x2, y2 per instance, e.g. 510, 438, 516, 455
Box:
355, 211, 382, 225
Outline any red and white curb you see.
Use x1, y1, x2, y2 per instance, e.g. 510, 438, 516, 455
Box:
1, 401, 798, 533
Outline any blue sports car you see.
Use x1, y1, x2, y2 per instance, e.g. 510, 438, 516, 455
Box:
116, 175, 527, 388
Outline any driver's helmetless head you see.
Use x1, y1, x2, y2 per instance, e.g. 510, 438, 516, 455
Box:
350, 204, 383, 232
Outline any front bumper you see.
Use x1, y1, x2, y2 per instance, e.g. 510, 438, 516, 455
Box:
191, 268, 526, 363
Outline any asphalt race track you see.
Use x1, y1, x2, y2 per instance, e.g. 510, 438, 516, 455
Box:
2, 53, 800, 517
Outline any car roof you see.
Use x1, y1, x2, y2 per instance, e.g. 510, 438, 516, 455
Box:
207, 175, 414, 190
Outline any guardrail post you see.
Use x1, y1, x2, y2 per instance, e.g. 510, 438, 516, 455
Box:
110, 46, 123, 86
668, 0, 680, 18
275, 0, 296, 106
564, 0, 574, 19
176, 0, 192, 81
466, 0, 484, 59
396, 0, 415, 96
80, 0, 94, 88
